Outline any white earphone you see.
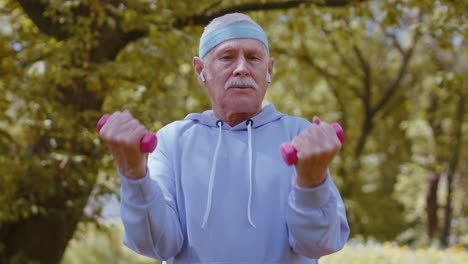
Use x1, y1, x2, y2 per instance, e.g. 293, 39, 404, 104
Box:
266, 73, 271, 83
200, 72, 206, 82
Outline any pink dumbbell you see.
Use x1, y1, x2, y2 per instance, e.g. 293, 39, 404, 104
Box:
280, 122, 345, 166
96, 114, 157, 153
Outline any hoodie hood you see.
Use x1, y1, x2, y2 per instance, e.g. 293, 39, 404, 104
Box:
184, 104, 286, 130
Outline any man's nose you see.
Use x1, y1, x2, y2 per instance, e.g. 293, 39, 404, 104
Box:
233, 57, 250, 77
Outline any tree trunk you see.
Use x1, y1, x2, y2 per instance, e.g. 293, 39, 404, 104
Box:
3, 204, 85, 264
440, 94, 465, 247
425, 171, 440, 239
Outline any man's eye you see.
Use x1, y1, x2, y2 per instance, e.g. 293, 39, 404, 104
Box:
221, 56, 232, 59
249, 56, 259, 60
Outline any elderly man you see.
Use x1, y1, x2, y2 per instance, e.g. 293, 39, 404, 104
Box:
99, 13, 349, 264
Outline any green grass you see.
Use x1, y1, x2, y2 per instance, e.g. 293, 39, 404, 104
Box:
321, 241, 467, 264
61, 221, 159, 264
62, 222, 467, 264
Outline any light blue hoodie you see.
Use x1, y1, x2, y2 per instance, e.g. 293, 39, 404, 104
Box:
119, 104, 349, 264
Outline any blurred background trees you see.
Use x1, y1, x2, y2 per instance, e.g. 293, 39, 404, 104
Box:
0, 0, 466, 263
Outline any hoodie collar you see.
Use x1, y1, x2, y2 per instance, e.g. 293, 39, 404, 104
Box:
184, 104, 285, 130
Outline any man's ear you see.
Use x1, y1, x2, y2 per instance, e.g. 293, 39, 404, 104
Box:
193, 57, 205, 85
267, 57, 275, 83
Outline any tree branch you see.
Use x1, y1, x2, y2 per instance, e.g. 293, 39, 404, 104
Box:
329, 82, 349, 126
17, 0, 365, 62
16, 0, 70, 40
173, 0, 364, 27
370, 54, 407, 115
353, 44, 372, 110
371, 34, 419, 116
370, 13, 405, 54
303, 54, 364, 99
441, 92, 465, 247
327, 34, 363, 78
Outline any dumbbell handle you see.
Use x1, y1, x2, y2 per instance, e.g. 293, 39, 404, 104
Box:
96, 114, 157, 153
280, 122, 345, 166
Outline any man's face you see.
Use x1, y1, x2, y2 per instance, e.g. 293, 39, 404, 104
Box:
198, 38, 274, 116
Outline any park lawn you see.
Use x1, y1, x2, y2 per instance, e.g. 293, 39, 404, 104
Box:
62, 223, 467, 264
321, 241, 467, 264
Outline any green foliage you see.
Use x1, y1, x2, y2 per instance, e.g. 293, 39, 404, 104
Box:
266, 0, 467, 245
0, 0, 466, 262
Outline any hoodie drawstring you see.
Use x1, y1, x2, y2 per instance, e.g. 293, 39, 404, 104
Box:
201, 119, 256, 229
202, 120, 224, 229
246, 119, 256, 228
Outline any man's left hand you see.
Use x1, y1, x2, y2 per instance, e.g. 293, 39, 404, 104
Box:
291, 116, 342, 188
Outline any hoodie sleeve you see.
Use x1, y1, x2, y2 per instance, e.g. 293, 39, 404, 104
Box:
119, 130, 183, 261
287, 171, 350, 259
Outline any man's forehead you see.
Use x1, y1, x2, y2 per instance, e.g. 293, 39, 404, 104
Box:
211, 38, 266, 54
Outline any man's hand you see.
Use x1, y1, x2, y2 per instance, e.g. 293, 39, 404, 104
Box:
98, 110, 149, 180
291, 116, 342, 188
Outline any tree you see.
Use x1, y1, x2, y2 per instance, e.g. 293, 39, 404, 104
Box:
0, 1, 363, 263
392, 0, 467, 247
270, 0, 422, 240
266, 0, 467, 244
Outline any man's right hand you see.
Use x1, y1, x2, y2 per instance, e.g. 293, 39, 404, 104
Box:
98, 110, 149, 180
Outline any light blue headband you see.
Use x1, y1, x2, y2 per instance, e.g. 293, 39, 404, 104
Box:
199, 23, 269, 58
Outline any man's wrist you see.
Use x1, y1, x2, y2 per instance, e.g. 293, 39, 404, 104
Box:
120, 164, 147, 180
295, 171, 327, 188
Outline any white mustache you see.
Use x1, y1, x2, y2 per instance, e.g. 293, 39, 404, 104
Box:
224, 77, 259, 90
